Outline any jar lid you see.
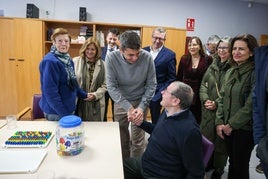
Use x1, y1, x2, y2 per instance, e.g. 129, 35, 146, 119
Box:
59, 115, 82, 128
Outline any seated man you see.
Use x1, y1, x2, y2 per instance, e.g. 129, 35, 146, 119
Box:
124, 81, 205, 179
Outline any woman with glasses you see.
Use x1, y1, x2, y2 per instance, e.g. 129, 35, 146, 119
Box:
199, 36, 232, 178
176, 36, 212, 124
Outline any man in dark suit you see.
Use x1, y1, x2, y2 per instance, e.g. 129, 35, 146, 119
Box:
101, 28, 120, 121
143, 27, 176, 124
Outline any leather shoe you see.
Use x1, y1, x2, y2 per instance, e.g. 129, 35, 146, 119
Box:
211, 168, 224, 179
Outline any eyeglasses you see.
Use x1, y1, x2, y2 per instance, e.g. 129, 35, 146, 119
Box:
163, 87, 178, 98
152, 36, 166, 41
218, 46, 229, 50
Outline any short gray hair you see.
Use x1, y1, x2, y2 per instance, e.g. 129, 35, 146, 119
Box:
216, 36, 232, 49
152, 27, 167, 38
172, 81, 194, 109
207, 35, 220, 44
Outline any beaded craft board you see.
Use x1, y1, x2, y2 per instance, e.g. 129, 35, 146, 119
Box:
3, 131, 54, 148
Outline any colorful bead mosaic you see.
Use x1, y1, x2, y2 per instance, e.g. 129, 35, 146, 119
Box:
5, 131, 52, 147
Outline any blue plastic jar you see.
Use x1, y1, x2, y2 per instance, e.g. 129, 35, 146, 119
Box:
56, 115, 84, 156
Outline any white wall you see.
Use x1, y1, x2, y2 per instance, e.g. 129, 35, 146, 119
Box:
0, 0, 268, 43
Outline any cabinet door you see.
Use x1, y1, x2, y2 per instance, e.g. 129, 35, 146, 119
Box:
165, 28, 186, 66
0, 18, 18, 115
14, 19, 43, 113
0, 18, 43, 117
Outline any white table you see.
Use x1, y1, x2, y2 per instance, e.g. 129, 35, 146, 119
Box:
0, 119, 6, 129
0, 121, 124, 179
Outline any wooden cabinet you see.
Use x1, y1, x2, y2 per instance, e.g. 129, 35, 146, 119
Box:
43, 20, 142, 58
0, 18, 43, 117
43, 20, 94, 58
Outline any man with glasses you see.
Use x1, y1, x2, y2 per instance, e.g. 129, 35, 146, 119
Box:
143, 27, 176, 124
124, 81, 204, 178
106, 31, 157, 160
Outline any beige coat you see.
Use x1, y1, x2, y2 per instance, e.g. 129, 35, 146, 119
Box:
73, 56, 107, 121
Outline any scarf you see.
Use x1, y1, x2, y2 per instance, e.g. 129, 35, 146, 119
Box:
51, 45, 78, 90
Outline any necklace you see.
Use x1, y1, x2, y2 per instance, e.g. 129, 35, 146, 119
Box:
192, 57, 200, 68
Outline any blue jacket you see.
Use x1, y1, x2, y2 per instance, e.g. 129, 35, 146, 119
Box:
101, 46, 108, 61
39, 52, 87, 117
143, 46, 176, 101
140, 109, 204, 178
101, 46, 119, 61
253, 45, 268, 144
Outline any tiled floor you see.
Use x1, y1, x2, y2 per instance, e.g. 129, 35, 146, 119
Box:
206, 145, 266, 179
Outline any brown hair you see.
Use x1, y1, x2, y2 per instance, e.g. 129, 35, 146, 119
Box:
50, 28, 71, 42
185, 36, 206, 58
79, 37, 102, 59
229, 33, 259, 65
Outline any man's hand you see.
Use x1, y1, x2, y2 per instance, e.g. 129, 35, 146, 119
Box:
128, 107, 144, 126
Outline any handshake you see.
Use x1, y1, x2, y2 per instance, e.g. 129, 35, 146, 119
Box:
84, 93, 96, 101
127, 107, 144, 126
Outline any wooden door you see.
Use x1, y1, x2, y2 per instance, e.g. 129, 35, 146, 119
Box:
141, 27, 154, 48
14, 19, 43, 113
260, 34, 268, 46
0, 18, 18, 116
0, 18, 43, 117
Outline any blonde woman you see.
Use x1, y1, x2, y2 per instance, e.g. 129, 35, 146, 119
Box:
73, 37, 107, 121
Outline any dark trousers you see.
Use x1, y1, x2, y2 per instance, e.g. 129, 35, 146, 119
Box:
124, 157, 144, 179
225, 129, 254, 179
190, 104, 201, 125
103, 92, 114, 122
124, 157, 155, 179
149, 100, 162, 124
262, 160, 268, 178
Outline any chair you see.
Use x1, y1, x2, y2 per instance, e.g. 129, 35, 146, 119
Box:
17, 94, 45, 120
202, 135, 215, 168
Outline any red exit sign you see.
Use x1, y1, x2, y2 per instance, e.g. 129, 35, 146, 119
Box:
186, 18, 195, 31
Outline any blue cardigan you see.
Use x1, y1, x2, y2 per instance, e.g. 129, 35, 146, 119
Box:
39, 52, 87, 117
140, 109, 204, 178
253, 45, 268, 144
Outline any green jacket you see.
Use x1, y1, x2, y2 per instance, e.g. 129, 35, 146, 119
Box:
215, 60, 254, 131
200, 56, 230, 159
200, 56, 231, 141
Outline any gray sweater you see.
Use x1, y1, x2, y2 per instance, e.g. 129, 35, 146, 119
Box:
106, 49, 157, 111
